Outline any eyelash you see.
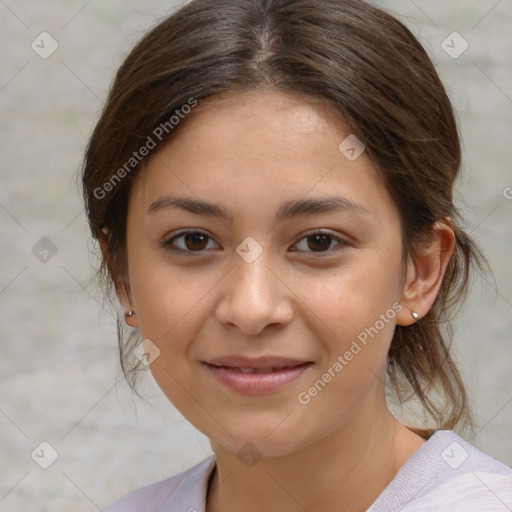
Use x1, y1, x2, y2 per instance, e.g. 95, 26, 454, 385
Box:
161, 230, 350, 257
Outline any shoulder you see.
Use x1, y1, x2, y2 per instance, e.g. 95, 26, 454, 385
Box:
101, 455, 216, 512
370, 430, 512, 511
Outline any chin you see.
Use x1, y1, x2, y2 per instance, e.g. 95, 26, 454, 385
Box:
209, 412, 324, 460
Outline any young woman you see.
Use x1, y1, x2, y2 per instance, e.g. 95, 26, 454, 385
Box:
81, 0, 512, 510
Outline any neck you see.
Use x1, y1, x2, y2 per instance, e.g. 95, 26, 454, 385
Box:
206, 397, 426, 512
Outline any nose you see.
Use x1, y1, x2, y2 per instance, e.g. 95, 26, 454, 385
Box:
214, 251, 294, 335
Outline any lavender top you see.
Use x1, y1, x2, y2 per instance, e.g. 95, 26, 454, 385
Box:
103, 430, 512, 511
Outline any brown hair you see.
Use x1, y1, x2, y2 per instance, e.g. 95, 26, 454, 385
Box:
82, 0, 489, 433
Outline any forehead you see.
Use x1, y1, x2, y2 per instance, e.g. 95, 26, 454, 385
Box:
129, 89, 395, 224
179, 88, 353, 142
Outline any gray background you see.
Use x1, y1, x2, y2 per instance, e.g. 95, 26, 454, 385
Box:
0, 1, 511, 510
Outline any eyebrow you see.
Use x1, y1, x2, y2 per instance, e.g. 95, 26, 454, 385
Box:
146, 194, 371, 222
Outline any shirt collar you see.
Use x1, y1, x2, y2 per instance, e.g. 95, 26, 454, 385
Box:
158, 455, 216, 512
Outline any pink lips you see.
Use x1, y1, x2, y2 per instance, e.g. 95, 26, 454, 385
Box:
203, 356, 313, 395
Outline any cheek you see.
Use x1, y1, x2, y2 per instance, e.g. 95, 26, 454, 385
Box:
127, 235, 202, 321
132, 262, 213, 345
128, 259, 216, 414
300, 250, 402, 333
293, 268, 400, 437
292, 252, 402, 396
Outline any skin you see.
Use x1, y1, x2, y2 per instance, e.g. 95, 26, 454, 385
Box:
101, 89, 455, 512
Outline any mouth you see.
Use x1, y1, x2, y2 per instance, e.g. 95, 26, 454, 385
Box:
212, 365, 306, 374
202, 357, 313, 395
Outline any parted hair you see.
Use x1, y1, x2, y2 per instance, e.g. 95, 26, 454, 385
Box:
82, 0, 488, 434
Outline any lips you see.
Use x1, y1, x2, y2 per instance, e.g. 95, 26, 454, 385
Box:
228, 366, 299, 374
203, 356, 313, 395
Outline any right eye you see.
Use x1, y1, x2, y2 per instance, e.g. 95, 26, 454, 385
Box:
161, 230, 220, 255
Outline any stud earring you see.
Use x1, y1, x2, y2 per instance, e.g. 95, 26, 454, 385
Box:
411, 311, 419, 319
125, 310, 135, 318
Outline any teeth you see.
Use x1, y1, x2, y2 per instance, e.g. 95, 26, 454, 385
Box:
237, 366, 289, 374
212, 364, 304, 373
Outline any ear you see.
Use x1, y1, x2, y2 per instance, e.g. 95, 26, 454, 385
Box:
98, 228, 138, 328
396, 220, 455, 326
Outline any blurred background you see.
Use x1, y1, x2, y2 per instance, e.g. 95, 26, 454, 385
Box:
0, 0, 511, 510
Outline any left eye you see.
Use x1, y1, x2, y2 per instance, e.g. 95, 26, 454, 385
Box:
291, 231, 349, 255
162, 230, 349, 255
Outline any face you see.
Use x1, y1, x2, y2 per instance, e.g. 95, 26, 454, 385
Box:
123, 89, 408, 457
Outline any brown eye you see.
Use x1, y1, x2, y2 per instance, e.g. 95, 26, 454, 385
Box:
291, 231, 349, 255
162, 231, 219, 254
306, 234, 332, 252
182, 232, 209, 250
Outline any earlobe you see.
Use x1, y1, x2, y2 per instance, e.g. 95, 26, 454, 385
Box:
396, 220, 455, 326
120, 282, 138, 328
124, 308, 138, 327
98, 228, 138, 328
396, 255, 423, 326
